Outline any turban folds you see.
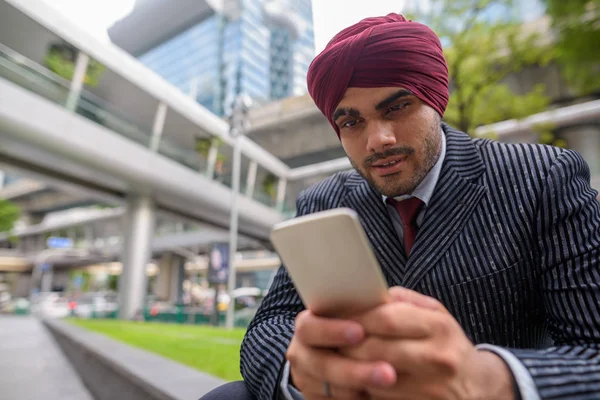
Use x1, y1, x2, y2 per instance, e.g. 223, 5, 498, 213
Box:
307, 13, 449, 135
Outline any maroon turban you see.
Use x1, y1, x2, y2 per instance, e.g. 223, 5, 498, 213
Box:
307, 13, 449, 136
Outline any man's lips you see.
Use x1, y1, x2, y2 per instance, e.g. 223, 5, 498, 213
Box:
369, 156, 407, 176
371, 156, 407, 168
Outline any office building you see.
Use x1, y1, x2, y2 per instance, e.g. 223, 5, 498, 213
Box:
109, 0, 315, 116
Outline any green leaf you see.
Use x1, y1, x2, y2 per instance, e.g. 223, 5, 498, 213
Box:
44, 43, 106, 88
0, 199, 20, 233
413, 0, 554, 134
541, 0, 600, 94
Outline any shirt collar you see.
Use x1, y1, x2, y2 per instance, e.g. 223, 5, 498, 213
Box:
382, 128, 446, 207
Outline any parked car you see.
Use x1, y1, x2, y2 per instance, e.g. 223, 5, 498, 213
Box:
72, 292, 118, 318
30, 292, 70, 318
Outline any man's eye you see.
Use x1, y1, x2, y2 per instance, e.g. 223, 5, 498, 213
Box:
341, 120, 357, 129
387, 102, 409, 114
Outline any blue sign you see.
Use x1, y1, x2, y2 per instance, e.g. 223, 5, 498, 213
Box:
46, 237, 73, 249
208, 243, 229, 284
72, 275, 83, 289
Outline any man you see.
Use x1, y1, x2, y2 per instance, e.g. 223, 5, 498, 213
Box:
202, 13, 600, 400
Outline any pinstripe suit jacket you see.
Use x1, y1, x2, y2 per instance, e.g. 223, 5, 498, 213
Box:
241, 125, 600, 399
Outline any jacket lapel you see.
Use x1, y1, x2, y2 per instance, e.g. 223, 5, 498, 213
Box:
402, 125, 487, 289
340, 173, 407, 287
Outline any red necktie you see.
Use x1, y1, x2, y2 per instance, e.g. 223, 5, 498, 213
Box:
390, 197, 424, 256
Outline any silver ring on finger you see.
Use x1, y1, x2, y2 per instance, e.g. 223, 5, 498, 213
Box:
323, 381, 332, 398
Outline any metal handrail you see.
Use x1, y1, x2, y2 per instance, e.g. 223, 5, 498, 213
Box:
0, 42, 71, 88
0, 45, 292, 212
0, 42, 156, 132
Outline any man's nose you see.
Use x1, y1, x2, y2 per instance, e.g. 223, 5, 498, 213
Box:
366, 121, 396, 153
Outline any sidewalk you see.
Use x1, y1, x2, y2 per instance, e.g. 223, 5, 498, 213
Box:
0, 315, 94, 400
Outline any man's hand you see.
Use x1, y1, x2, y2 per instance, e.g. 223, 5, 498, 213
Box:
287, 310, 397, 399
341, 287, 515, 400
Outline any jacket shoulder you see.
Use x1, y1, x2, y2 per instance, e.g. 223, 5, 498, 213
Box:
473, 138, 567, 176
296, 170, 359, 215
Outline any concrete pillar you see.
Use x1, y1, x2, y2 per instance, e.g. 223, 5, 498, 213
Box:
65, 52, 89, 111
205, 141, 219, 180
153, 252, 186, 303
12, 273, 31, 297
118, 195, 155, 319
276, 177, 287, 212
245, 161, 258, 197
149, 102, 168, 152
36, 234, 45, 252
52, 270, 70, 292
560, 124, 600, 180
84, 225, 94, 248
40, 265, 53, 292
154, 252, 173, 301
170, 254, 186, 304
40, 267, 69, 292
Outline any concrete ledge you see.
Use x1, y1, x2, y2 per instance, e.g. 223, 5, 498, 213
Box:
44, 319, 225, 400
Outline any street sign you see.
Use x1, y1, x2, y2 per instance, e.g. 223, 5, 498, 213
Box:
73, 275, 83, 289
46, 237, 73, 249
207, 242, 229, 285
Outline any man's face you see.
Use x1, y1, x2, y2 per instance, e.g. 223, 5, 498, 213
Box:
333, 87, 442, 197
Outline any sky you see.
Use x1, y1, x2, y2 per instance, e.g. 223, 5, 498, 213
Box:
41, 0, 407, 53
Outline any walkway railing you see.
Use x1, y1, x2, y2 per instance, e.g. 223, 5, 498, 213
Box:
0, 42, 296, 215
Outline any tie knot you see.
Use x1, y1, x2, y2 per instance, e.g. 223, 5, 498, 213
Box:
390, 197, 423, 227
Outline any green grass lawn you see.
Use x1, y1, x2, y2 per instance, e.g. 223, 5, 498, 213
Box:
68, 319, 246, 381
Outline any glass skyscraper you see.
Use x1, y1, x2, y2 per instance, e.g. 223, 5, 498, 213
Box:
110, 0, 315, 116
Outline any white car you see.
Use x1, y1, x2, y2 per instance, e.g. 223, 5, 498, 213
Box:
73, 293, 118, 318
30, 292, 70, 318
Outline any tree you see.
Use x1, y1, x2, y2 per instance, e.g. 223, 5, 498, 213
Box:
0, 199, 20, 233
409, 0, 555, 135
542, 0, 600, 95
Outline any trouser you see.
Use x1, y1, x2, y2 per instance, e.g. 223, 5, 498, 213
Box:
199, 381, 256, 400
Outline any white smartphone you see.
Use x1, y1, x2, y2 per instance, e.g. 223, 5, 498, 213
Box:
270, 208, 389, 318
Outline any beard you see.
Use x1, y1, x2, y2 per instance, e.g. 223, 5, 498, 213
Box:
350, 117, 442, 197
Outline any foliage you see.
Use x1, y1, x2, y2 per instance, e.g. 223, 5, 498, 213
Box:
409, 0, 554, 134
0, 199, 20, 233
262, 173, 278, 200
68, 319, 245, 381
69, 270, 92, 292
107, 274, 119, 292
195, 137, 226, 162
542, 0, 600, 94
44, 42, 106, 87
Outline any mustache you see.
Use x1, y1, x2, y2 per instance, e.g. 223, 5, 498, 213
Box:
364, 147, 414, 168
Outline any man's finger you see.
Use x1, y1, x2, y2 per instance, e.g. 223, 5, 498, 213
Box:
388, 287, 447, 312
295, 310, 365, 347
352, 302, 438, 338
292, 370, 370, 400
341, 337, 456, 376
288, 346, 397, 390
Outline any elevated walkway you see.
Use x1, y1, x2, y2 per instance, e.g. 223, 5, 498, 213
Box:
0, 0, 294, 241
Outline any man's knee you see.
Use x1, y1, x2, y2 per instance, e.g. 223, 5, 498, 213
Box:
199, 381, 255, 400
